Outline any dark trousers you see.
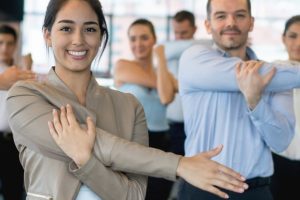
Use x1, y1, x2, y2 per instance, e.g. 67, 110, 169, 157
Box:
0, 133, 24, 200
145, 131, 173, 200
271, 153, 300, 200
179, 177, 273, 200
169, 122, 186, 156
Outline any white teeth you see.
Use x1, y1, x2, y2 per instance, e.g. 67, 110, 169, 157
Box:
68, 50, 87, 56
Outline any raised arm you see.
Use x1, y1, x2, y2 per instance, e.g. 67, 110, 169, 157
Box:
7, 81, 175, 176
49, 105, 248, 199
162, 39, 213, 60
0, 66, 35, 90
7, 82, 247, 199
49, 106, 147, 200
179, 45, 300, 95
154, 45, 178, 105
113, 59, 156, 88
7, 83, 154, 199
236, 61, 295, 152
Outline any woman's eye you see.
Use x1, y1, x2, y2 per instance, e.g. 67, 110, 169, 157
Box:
60, 27, 71, 32
86, 27, 97, 32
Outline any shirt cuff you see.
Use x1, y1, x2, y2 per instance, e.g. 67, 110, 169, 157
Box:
247, 97, 270, 124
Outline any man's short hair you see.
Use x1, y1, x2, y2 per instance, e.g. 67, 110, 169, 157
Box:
173, 10, 196, 27
206, 0, 252, 19
0, 25, 17, 42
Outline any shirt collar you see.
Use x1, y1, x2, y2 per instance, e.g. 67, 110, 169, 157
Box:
212, 43, 258, 60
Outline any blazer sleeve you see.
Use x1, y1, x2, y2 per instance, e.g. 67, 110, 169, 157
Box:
7, 83, 180, 181
69, 95, 177, 200
70, 154, 147, 200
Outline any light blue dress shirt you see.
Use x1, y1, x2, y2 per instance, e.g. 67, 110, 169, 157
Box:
119, 83, 169, 132
163, 39, 213, 122
165, 58, 184, 122
179, 44, 299, 179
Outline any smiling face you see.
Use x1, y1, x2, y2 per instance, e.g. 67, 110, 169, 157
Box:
128, 24, 156, 61
283, 22, 300, 62
205, 0, 254, 51
44, 0, 101, 75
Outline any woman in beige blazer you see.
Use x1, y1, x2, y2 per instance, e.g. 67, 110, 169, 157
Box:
6, 0, 247, 199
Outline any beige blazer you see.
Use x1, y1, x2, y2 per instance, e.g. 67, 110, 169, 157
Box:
7, 68, 180, 200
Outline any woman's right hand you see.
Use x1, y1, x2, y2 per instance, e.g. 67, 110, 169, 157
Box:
176, 145, 248, 199
48, 104, 96, 168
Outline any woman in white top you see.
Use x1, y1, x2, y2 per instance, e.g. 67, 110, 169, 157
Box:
271, 15, 300, 200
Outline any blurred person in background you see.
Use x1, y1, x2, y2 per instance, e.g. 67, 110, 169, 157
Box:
172, 10, 197, 40
114, 18, 178, 200
167, 10, 197, 157
271, 15, 300, 200
0, 24, 35, 200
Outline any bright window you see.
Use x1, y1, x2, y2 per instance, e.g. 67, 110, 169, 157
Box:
22, 0, 300, 77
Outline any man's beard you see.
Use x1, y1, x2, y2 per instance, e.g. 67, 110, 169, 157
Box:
218, 26, 246, 51
221, 40, 244, 51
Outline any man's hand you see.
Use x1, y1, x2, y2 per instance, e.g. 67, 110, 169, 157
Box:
0, 66, 36, 90
176, 145, 248, 199
235, 61, 276, 110
48, 104, 96, 168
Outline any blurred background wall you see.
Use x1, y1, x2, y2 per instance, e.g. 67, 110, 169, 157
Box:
1, 0, 299, 78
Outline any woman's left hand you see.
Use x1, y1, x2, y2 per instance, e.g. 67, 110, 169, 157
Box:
48, 104, 96, 168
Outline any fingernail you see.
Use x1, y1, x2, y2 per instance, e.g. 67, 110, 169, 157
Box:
241, 176, 246, 181
243, 183, 249, 189
224, 194, 229, 199
52, 109, 56, 114
238, 188, 244, 193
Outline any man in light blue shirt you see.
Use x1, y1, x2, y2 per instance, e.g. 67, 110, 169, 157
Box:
168, 11, 213, 158
167, 10, 197, 156
178, 0, 299, 199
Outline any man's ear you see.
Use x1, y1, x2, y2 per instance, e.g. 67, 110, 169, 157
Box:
249, 17, 255, 32
43, 28, 52, 47
204, 19, 212, 34
192, 26, 197, 35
